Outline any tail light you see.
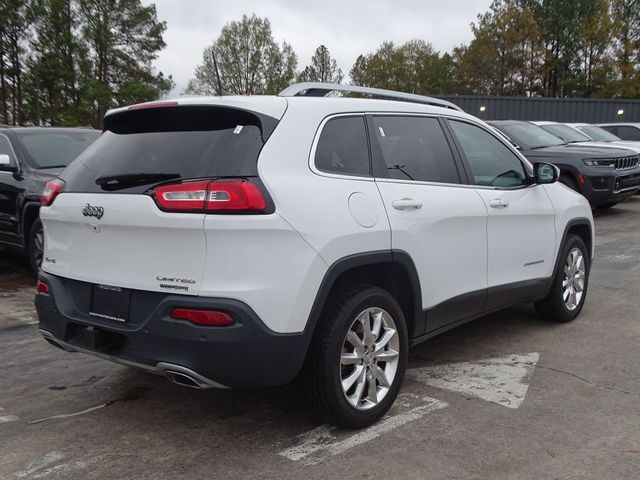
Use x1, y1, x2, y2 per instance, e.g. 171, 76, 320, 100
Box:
153, 179, 266, 213
42, 179, 65, 206
36, 280, 49, 294
171, 308, 234, 327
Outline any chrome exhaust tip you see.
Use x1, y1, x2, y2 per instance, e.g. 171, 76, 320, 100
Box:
164, 370, 204, 389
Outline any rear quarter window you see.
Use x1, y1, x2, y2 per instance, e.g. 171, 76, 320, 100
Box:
314, 116, 371, 177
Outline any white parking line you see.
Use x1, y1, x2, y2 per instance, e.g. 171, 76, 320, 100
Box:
0, 406, 20, 423
10, 451, 64, 479
278, 395, 448, 465
409, 352, 540, 409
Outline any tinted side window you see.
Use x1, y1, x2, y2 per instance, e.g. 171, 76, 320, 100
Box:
0, 136, 14, 160
314, 116, 370, 177
617, 126, 640, 141
371, 116, 460, 183
449, 120, 527, 188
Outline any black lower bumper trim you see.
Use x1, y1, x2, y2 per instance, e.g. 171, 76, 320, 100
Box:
36, 272, 309, 389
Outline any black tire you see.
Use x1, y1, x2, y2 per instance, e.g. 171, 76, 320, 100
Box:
28, 218, 44, 276
535, 234, 590, 323
303, 285, 409, 428
596, 202, 618, 210
559, 174, 579, 192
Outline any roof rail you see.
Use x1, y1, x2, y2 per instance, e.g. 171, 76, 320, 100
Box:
278, 82, 463, 112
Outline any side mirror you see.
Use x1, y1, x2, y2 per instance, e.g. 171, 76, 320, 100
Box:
0, 153, 17, 172
534, 162, 558, 184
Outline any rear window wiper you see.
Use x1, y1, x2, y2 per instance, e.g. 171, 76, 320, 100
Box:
95, 173, 181, 191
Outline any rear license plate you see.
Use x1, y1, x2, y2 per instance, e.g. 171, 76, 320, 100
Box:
90, 284, 131, 322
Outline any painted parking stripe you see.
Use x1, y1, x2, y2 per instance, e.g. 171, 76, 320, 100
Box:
409, 352, 540, 409
0, 415, 20, 423
278, 395, 448, 465
0, 406, 20, 423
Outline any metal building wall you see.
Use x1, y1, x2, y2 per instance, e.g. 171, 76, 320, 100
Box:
435, 95, 640, 123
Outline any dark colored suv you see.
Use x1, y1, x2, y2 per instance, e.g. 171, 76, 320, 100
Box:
489, 120, 640, 208
0, 127, 100, 273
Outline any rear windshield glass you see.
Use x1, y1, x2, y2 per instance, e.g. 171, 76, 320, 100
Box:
539, 124, 590, 143
15, 130, 99, 169
62, 106, 275, 193
496, 123, 566, 150
577, 125, 621, 142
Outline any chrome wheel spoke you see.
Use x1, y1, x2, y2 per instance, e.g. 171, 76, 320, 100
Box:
375, 349, 398, 363
373, 328, 396, 355
342, 365, 364, 392
366, 374, 378, 404
370, 363, 390, 388
371, 311, 383, 340
346, 330, 365, 355
341, 352, 361, 365
347, 368, 367, 407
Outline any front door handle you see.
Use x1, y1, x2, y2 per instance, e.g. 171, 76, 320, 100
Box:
489, 199, 509, 209
392, 198, 423, 210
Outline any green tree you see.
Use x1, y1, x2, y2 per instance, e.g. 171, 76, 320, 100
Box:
350, 40, 456, 94
456, 0, 543, 96
78, 0, 173, 127
298, 45, 343, 83
611, 0, 640, 97
25, 0, 88, 125
0, 0, 35, 124
186, 14, 297, 95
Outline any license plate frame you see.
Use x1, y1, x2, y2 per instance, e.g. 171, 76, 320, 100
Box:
89, 284, 131, 323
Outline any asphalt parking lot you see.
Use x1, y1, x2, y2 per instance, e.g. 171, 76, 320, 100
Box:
1, 199, 639, 480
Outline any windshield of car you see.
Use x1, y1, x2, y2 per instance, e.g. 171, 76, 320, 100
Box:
496, 123, 566, 149
539, 124, 591, 143
14, 130, 100, 168
576, 125, 622, 142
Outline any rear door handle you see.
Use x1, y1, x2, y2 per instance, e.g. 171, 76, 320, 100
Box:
489, 199, 509, 209
392, 198, 423, 210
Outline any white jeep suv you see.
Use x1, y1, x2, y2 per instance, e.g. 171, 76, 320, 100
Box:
36, 83, 594, 428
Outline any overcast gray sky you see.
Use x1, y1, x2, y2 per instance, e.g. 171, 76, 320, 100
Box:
144, 0, 493, 94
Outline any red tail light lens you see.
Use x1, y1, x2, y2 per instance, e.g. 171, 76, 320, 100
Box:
42, 179, 65, 206
36, 280, 49, 294
171, 308, 234, 326
154, 180, 266, 213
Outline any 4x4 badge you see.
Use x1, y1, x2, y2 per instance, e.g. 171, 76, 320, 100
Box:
82, 203, 104, 219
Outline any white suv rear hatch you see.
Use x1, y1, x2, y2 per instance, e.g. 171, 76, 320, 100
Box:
40, 99, 285, 296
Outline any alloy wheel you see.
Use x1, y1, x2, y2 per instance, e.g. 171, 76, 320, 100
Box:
562, 247, 586, 311
340, 307, 400, 410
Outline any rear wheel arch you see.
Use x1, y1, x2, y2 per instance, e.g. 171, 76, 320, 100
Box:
304, 251, 423, 343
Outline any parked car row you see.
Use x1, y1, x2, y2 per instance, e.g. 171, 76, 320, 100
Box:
3, 86, 636, 428
488, 120, 640, 209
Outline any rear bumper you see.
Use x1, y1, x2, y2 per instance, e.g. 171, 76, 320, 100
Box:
36, 272, 309, 389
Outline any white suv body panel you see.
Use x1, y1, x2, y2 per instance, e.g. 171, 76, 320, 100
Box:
474, 185, 556, 286
40, 95, 595, 338
41, 193, 209, 295
199, 213, 328, 333
376, 179, 488, 309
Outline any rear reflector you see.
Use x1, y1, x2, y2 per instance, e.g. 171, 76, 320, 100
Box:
36, 280, 49, 294
154, 180, 266, 213
41, 179, 65, 206
171, 308, 234, 327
